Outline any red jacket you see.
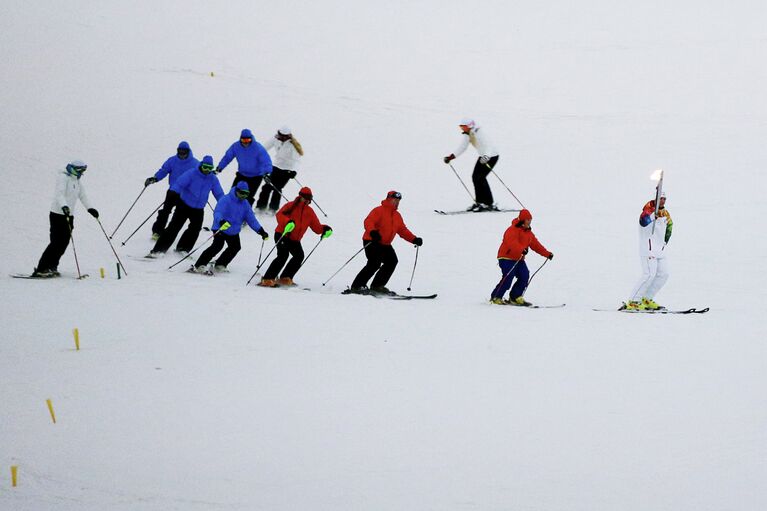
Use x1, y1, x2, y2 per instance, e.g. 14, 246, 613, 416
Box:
362, 200, 416, 245
497, 219, 551, 260
275, 199, 323, 241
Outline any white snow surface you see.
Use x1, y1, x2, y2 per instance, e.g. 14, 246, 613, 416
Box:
2, 1, 766, 510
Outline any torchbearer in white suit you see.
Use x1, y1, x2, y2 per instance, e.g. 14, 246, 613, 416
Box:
623, 191, 673, 311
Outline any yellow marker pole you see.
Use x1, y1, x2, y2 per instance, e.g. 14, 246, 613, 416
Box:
73, 328, 80, 351
11, 465, 18, 487
46, 398, 57, 424
100, 267, 105, 278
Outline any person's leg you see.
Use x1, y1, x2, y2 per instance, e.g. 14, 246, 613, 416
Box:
151, 189, 178, 236
215, 234, 242, 268
351, 242, 384, 289
472, 156, 495, 207
263, 235, 289, 280
255, 167, 278, 209
37, 212, 72, 272
629, 257, 657, 302
645, 257, 669, 299
370, 245, 399, 288
152, 203, 190, 253
245, 175, 264, 206
280, 240, 305, 279
267, 168, 291, 211
194, 234, 226, 268
175, 207, 204, 252
508, 261, 531, 301
491, 259, 518, 299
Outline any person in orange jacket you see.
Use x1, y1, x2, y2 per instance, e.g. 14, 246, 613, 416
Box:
490, 209, 553, 305
350, 190, 423, 294
259, 186, 332, 287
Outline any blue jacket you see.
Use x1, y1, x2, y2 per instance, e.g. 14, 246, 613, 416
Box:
212, 182, 263, 235
218, 140, 272, 177
155, 151, 199, 190
174, 167, 224, 209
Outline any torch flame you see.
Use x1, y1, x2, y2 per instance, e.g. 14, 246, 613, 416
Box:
650, 168, 663, 181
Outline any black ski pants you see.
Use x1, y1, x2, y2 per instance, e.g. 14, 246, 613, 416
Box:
472, 155, 498, 207
263, 234, 304, 280
152, 201, 204, 253
351, 242, 398, 289
151, 189, 180, 236
195, 233, 241, 268
256, 167, 292, 211
36, 212, 74, 272
232, 173, 264, 206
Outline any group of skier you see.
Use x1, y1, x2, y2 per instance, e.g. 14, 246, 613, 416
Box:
29, 119, 674, 310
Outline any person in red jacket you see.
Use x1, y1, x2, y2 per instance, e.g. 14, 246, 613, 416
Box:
350, 190, 423, 294
490, 209, 553, 305
258, 186, 332, 287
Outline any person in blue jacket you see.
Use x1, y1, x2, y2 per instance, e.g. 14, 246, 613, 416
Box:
216, 128, 272, 206
144, 141, 199, 239
190, 181, 270, 273
148, 155, 224, 256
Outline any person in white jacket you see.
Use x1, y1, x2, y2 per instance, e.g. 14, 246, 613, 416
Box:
256, 126, 303, 213
623, 191, 673, 311
443, 118, 500, 211
33, 160, 99, 277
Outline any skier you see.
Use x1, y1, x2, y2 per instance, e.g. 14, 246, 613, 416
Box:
190, 181, 269, 273
623, 191, 673, 311
489, 209, 553, 306
144, 141, 199, 240
443, 118, 500, 211
258, 187, 332, 287
216, 128, 272, 206
33, 160, 99, 277
148, 155, 224, 256
255, 126, 303, 213
349, 191, 423, 294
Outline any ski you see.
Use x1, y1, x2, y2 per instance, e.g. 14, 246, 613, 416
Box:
506, 303, 565, 309
342, 289, 437, 300
11, 273, 88, 280
435, 208, 520, 216
593, 307, 709, 314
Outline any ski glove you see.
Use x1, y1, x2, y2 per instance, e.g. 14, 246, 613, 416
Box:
88, 208, 99, 219
287, 170, 298, 179
369, 230, 382, 242
443, 154, 456, 164
144, 177, 157, 186
413, 237, 423, 247
257, 228, 269, 240
321, 225, 333, 239
284, 221, 296, 234
547, 252, 554, 260
219, 221, 232, 232
61, 206, 71, 217
214, 166, 222, 174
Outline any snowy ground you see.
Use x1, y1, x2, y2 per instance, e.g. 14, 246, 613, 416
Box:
2, 1, 766, 510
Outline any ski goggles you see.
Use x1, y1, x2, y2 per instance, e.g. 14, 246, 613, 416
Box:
235, 189, 250, 199
67, 164, 87, 175
200, 163, 215, 173
387, 191, 402, 199
240, 137, 253, 143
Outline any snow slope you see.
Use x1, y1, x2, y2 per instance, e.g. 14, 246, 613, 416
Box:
1, 1, 766, 509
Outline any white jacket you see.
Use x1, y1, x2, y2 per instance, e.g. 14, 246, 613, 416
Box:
452, 126, 499, 159
263, 136, 302, 171
50, 169, 93, 215
638, 214, 670, 259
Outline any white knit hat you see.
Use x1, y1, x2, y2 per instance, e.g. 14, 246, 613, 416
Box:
277, 125, 291, 135
459, 118, 476, 129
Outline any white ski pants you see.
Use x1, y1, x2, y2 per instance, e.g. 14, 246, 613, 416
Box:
629, 256, 669, 301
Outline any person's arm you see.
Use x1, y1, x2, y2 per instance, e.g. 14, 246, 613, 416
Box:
529, 233, 551, 258
211, 178, 224, 201
217, 144, 236, 171
154, 157, 173, 181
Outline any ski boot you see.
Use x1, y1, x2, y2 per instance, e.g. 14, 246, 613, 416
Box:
489, 297, 505, 305
277, 277, 296, 287
257, 278, 278, 288
642, 297, 664, 310
622, 300, 645, 311
371, 286, 396, 296
31, 268, 56, 278
508, 296, 532, 306
214, 264, 230, 273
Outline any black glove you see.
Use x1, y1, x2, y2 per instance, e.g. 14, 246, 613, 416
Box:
88, 208, 99, 219
522, 248, 529, 255
369, 230, 381, 242
443, 154, 455, 164
214, 166, 222, 174
413, 237, 423, 247
144, 177, 157, 186
61, 206, 71, 217
547, 252, 554, 260
257, 228, 269, 240
287, 170, 297, 179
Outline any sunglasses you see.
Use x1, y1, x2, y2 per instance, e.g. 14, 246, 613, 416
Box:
236, 190, 250, 198
200, 163, 215, 172
240, 137, 253, 143
387, 192, 402, 199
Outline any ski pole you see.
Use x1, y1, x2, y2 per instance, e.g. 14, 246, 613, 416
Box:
407, 245, 419, 291
293, 176, 328, 217
64, 215, 84, 279
207, 201, 215, 213
522, 258, 550, 296
110, 185, 148, 238
121, 201, 164, 246
295, 237, 324, 274
484, 163, 526, 209
167, 230, 218, 270
246, 233, 289, 285
257, 236, 265, 267
96, 218, 128, 276
322, 242, 370, 286
447, 163, 478, 205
